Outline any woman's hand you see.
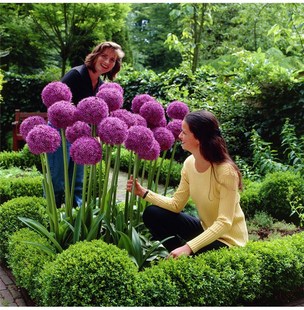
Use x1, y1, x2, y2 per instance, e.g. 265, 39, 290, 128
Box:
167, 244, 193, 259
126, 175, 146, 198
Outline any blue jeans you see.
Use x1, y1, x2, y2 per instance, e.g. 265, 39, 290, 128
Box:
143, 205, 228, 254
47, 137, 84, 208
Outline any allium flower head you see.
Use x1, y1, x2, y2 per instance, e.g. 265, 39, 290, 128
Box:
98, 82, 124, 95
41, 81, 72, 108
70, 137, 102, 165
166, 101, 189, 120
66, 121, 91, 143
77, 96, 109, 125
138, 139, 160, 161
97, 117, 128, 145
48, 100, 77, 129
20, 116, 47, 140
124, 125, 154, 154
110, 109, 137, 128
152, 127, 175, 151
139, 100, 165, 127
96, 88, 123, 112
133, 114, 147, 127
167, 119, 182, 140
131, 94, 156, 113
148, 116, 167, 130
26, 124, 61, 155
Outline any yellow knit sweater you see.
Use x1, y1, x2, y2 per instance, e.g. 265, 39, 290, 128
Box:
145, 155, 248, 253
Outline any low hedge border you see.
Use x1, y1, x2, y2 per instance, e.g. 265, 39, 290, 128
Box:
7, 229, 304, 306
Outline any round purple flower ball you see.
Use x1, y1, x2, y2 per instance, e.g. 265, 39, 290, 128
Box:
96, 88, 123, 112
77, 96, 109, 125
48, 100, 77, 129
152, 127, 175, 151
139, 100, 165, 127
133, 113, 147, 127
124, 125, 154, 154
20, 116, 47, 140
131, 94, 156, 114
148, 116, 167, 130
66, 121, 91, 144
26, 124, 61, 155
97, 117, 128, 145
110, 109, 137, 128
98, 82, 124, 94
138, 139, 160, 161
70, 137, 102, 165
41, 81, 72, 108
166, 119, 182, 140
166, 101, 189, 120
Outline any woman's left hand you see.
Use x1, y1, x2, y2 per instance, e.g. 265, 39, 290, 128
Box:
167, 244, 192, 259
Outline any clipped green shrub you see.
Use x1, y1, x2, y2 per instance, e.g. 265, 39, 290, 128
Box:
38, 239, 138, 306
259, 171, 304, 223
134, 263, 180, 306
245, 235, 304, 300
240, 180, 263, 218
7, 228, 56, 301
0, 175, 43, 204
0, 196, 48, 262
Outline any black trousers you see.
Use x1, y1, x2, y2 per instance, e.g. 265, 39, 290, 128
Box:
143, 205, 228, 254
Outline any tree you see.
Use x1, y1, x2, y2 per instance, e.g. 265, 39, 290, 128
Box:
29, 3, 130, 76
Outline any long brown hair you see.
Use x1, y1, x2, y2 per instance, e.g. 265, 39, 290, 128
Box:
185, 110, 243, 190
85, 41, 125, 80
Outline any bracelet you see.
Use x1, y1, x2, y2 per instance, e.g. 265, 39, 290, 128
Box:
142, 190, 149, 199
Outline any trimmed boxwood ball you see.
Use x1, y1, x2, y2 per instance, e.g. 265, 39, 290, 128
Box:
0, 196, 48, 263
7, 228, 56, 302
38, 239, 138, 307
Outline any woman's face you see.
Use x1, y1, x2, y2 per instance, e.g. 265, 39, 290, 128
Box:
94, 48, 117, 75
179, 120, 200, 153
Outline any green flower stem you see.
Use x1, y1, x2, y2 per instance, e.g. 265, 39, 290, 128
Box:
86, 165, 94, 208
124, 151, 134, 224
70, 163, 77, 207
44, 153, 59, 239
81, 165, 88, 222
154, 150, 167, 193
111, 145, 121, 211
100, 145, 113, 213
164, 141, 178, 195
98, 158, 103, 210
60, 129, 72, 221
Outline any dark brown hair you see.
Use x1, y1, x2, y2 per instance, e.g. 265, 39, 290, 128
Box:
185, 110, 243, 190
85, 41, 125, 81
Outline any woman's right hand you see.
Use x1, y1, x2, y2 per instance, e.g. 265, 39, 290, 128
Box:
126, 175, 146, 197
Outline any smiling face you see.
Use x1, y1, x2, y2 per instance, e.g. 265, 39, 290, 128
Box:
179, 120, 200, 153
94, 47, 118, 75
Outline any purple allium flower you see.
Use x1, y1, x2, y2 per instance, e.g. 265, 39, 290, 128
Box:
26, 124, 61, 155
152, 127, 175, 151
66, 121, 91, 144
124, 125, 154, 154
98, 82, 124, 94
70, 137, 102, 165
131, 94, 156, 114
166, 119, 182, 140
77, 96, 109, 125
133, 113, 147, 127
138, 139, 160, 161
139, 100, 165, 127
96, 88, 123, 112
97, 117, 128, 145
148, 116, 167, 130
41, 81, 72, 108
110, 109, 137, 128
20, 116, 47, 140
166, 101, 189, 120
48, 100, 77, 129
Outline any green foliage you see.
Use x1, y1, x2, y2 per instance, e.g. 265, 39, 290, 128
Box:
7, 228, 56, 301
259, 171, 304, 223
38, 239, 137, 306
0, 196, 48, 262
240, 181, 263, 218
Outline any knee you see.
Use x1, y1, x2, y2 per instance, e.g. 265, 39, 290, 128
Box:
142, 205, 160, 227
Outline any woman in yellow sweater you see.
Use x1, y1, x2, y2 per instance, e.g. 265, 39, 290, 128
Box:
127, 109, 248, 258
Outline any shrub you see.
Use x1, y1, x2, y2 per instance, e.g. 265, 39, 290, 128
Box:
0, 175, 43, 204
240, 180, 263, 218
0, 196, 48, 263
259, 171, 304, 223
38, 239, 138, 306
7, 228, 56, 301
